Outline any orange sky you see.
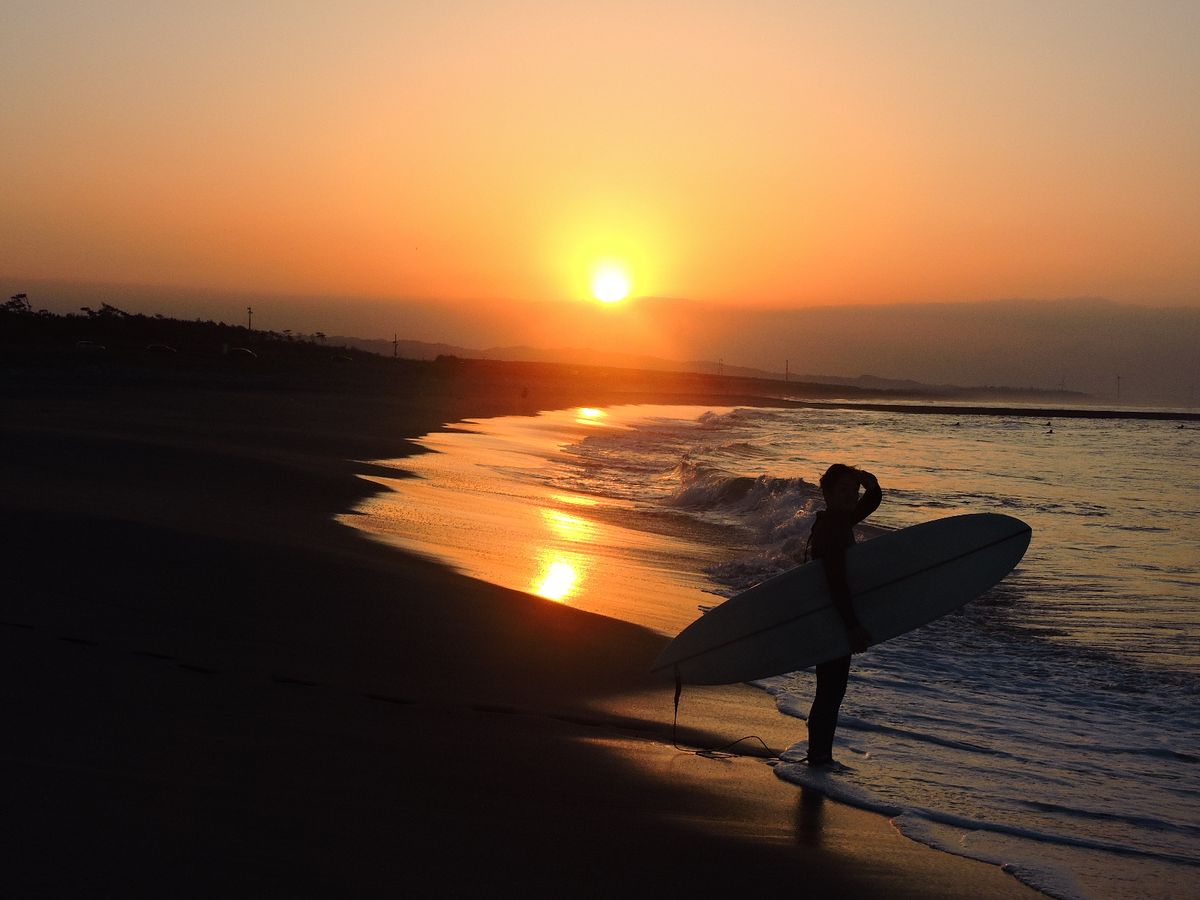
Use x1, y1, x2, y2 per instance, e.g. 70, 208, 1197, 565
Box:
3, 2, 1198, 310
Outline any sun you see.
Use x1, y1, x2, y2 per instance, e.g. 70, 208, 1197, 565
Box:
591, 264, 631, 303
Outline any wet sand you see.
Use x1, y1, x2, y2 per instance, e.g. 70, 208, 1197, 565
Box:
0, 357, 1038, 896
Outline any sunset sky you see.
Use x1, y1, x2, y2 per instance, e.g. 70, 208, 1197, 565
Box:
4, 2, 1198, 319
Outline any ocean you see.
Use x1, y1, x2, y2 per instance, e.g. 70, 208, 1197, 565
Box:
342, 402, 1199, 900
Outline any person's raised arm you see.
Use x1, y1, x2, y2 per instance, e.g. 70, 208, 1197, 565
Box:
853, 470, 881, 524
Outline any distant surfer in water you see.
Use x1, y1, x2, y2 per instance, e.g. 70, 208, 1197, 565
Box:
802, 464, 881, 766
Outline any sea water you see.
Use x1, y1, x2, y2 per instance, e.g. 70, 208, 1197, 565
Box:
344, 403, 1199, 899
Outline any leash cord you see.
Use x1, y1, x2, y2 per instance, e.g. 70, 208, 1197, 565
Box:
671, 667, 776, 760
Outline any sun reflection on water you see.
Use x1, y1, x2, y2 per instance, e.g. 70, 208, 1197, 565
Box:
341, 405, 733, 633
550, 492, 599, 507
530, 506, 600, 602
576, 407, 608, 425
532, 552, 581, 602
540, 508, 596, 542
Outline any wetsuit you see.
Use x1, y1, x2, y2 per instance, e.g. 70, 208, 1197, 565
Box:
806, 480, 882, 762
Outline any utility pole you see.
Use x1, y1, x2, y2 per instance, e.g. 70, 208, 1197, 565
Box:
247, 306, 253, 332
393, 333, 398, 359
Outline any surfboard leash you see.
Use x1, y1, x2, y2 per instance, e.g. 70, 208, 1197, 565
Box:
670, 666, 776, 761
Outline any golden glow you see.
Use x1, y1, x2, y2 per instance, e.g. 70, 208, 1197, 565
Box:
591, 264, 631, 303
531, 504, 600, 601
540, 508, 597, 543
575, 407, 611, 426
5, 6, 1197, 313
550, 217, 669, 310
532, 554, 579, 602
550, 492, 599, 507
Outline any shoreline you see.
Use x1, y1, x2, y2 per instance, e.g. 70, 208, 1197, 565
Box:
770, 398, 1200, 422
1, 358, 1038, 896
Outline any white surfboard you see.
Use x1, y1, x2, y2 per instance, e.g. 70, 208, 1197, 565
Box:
653, 513, 1032, 685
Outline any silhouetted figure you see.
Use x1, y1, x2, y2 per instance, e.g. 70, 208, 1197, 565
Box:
802, 464, 881, 766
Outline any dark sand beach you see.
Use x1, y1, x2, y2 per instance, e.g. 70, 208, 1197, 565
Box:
1, 353, 1038, 897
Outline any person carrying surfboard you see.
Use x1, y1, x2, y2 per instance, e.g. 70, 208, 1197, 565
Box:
802, 464, 881, 766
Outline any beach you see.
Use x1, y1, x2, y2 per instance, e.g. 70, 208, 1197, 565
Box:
1, 356, 1038, 897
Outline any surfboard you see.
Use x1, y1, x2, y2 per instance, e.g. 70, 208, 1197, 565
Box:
653, 513, 1032, 685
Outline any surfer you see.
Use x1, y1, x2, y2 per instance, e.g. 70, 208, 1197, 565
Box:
802, 464, 882, 766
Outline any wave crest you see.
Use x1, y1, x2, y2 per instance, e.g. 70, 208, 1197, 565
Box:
666, 458, 823, 589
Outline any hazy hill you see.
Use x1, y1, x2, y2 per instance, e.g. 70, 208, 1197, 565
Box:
7, 280, 1192, 405
327, 335, 1085, 402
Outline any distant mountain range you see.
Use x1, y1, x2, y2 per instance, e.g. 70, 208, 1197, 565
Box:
327, 335, 1085, 400
9, 281, 1195, 405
